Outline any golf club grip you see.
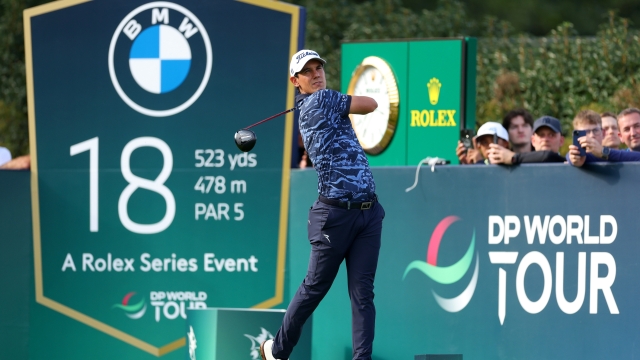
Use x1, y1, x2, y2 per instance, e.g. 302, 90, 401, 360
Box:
244, 107, 296, 129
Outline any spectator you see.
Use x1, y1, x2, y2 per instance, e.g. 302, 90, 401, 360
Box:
618, 108, 640, 151
462, 122, 509, 165
457, 109, 534, 165
502, 109, 534, 153
531, 116, 565, 152
456, 123, 509, 165
601, 111, 621, 149
574, 109, 604, 144
568, 108, 640, 166
487, 116, 565, 164
0, 147, 11, 167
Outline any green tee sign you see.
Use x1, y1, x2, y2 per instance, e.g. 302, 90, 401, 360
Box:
185, 308, 311, 359
25, 0, 303, 357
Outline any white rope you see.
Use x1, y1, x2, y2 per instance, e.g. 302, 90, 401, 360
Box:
405, 157, 449, 192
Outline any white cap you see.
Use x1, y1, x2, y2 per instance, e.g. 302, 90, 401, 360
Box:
289, 49, 326, 77
476, 122, 509, 142
0, 147, 11, 167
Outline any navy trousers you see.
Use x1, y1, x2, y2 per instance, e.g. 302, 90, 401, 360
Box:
272, 199, 385, 360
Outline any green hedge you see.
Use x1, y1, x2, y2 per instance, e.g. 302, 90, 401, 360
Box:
477, 17, 640, 134
297, 0, 640, 134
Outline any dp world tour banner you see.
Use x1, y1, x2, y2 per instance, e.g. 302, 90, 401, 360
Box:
287, 163, 640, 360
24, 0, 303, 358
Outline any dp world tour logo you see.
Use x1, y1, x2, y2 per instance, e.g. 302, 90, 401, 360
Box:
112, 292, 147, 319
109, 2, 212, 117
403, 216, 479, 312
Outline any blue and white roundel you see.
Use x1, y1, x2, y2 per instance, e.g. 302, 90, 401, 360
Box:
129, 25, 191, 94
108, 2, 212, 117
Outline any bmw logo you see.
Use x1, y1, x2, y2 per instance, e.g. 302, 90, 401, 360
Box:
108, 2, 212, 117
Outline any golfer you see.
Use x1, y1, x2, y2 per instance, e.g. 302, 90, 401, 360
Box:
260, 50, 385, 360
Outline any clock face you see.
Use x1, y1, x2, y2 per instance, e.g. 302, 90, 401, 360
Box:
351, 66, 391, 150
347, 56, 399, 155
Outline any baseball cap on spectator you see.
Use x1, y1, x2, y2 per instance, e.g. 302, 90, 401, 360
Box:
477, 122, 509, 142
289, 49, 326, 77
533, 116, 563, 134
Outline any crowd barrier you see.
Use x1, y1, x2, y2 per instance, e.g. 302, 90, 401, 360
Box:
286, 163, 640, 359
2, 162, 639, 359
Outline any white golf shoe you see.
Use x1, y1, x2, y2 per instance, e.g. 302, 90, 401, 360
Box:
260, 339, 288, 360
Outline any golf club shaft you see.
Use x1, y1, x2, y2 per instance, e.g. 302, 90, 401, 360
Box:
243, 107, 296, 129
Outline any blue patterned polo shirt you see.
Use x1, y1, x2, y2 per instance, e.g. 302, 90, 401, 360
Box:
297, 89, 376, 202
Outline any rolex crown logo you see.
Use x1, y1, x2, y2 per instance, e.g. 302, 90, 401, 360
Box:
427, 78, 442, 105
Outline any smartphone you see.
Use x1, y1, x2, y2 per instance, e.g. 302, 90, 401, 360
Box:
573, 130, 587, 156
492, 133, 498, 144
460, 129, 475, 149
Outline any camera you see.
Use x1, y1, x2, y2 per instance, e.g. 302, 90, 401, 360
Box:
460, 129, 475, 149
573, 130, 587, 156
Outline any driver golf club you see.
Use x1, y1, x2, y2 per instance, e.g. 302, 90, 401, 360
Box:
234, 107, 296, 152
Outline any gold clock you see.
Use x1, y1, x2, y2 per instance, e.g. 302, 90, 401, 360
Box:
347, 56, 399, 155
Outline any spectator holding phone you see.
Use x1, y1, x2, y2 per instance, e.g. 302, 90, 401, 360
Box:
601, 111, 621, 149
457, 109, 533, 164
456, 123, 509, 164
568, 108, 640, 166
487, 116, 565, 164
571, 110, 604, 154
459, 122, 509, 165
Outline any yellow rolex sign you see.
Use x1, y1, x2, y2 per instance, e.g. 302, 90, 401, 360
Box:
406, 40, 475, 165
410, 109, 457, 127
410, 78, 457, 127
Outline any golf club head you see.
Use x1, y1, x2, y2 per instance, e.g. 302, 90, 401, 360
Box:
234, 129, 257, 152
